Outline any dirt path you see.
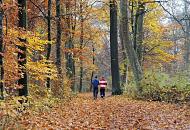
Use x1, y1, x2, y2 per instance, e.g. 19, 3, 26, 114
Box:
13, 93, 190, 129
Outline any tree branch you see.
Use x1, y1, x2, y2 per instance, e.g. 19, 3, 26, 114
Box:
29, 0, 47, 18
159, 3, 186, 33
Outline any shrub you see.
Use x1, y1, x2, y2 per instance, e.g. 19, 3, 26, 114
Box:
125, 71, 190, 104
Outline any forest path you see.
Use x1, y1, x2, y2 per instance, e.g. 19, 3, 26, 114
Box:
17, 93, 190, 129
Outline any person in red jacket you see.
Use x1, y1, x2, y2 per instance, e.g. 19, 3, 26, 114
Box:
99, 76, 107, 98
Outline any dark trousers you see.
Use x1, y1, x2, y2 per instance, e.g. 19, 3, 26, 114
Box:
93, 87, 98, 99
100, 88, 105, 98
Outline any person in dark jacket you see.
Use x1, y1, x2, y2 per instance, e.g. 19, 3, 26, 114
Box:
92, 76, 99, 99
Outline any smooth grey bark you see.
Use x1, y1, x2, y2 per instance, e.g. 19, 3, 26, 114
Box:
110, 0, 122, 95
56, 0, 63, 82
120, 0, 143, 94
136, 3, 145, 66
0, 0, 4, 99
132, 2, 145, 66
46, 0, 52, 88
79, 2, 84, 93
119, 23, 128, 87
18, 0, 28, 96
184, 1, 190, 69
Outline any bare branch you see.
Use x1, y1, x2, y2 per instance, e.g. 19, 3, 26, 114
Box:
29, 0, 47, 18
159, 3, 186, 33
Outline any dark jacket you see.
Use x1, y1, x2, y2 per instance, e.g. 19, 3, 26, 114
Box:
92, 79, 99, 88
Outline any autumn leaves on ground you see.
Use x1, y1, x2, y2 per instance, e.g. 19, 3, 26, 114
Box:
1, 93, 189, 130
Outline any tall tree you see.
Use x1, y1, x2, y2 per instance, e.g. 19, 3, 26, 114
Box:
65, 0, 75, 91
119, 23, 128, 87
120, 0, 143, 94
90, 45, 95, 92
134, 2, 145, 66
18, 0, 28, 96
110, 0, 122, 95
79, 0, 84, 92
46, 0, 52, 88
184, 1, 190, 69
0, 0, 4, 99
56, 0, 63, 85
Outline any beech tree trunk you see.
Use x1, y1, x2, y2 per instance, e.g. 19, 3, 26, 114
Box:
110, 0, 122, 95
18, 0, 28, 96
119, 23, 128, 87
135, 3, 145, 66
0, 0, 4, 99
120, 0, 143, 94
184, 2, 190, 69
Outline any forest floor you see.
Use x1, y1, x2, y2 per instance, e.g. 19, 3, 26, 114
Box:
1, 93, 190, 130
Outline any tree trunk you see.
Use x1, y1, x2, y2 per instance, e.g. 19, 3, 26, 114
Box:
119, 23, 128, 87
65, 39, 75, 89
56, 0, 63, 83
0, 0, 4, 99
120, 0, 143, 94
46, 0, 52, 88
79, 1, 84, 93
65, 0, 75, 91
184, 2, 190, 69
110, 0, 122, 95
136, 3, 145, 66
18, 0, 28, 96
90, 45, 95, 92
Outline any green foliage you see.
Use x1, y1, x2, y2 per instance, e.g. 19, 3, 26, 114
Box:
126, 71, 190, 103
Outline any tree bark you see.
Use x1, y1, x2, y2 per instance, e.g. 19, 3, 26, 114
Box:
110, 0, 122, 95
184, 1, 190, 69
79, 1, 84, 93
0, 0, 4, 99
120, 0, 143, 94
18, 0, 28, 96
46, 0, 52, 88
65, 0, 75, 91
90, 45, 95, 92
119, 23, 128, 87
136, 3, 145, 66
56, 0, 63, 83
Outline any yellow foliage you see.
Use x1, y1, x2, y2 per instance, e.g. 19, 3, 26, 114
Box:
26, 59, 57, 81
3, 27, 57, 88
143, 4, 175, 67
